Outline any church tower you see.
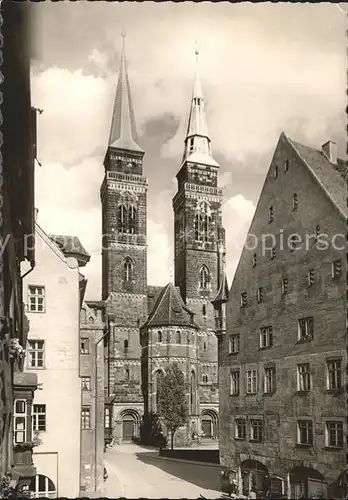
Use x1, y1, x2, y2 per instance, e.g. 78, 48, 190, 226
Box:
101, 35, 147, 441
173, 49, 225, 333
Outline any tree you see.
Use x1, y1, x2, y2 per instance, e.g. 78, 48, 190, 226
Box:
157, 362, 188, 450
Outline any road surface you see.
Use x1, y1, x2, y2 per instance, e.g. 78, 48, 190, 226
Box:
104, 443, 223, 498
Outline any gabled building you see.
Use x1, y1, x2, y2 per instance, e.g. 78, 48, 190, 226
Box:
22, 222, 90, 498
218, 133, 347, 499
1, 0, 38, 494
101, 40, 222, 444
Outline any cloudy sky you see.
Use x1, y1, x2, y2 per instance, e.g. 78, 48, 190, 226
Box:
30, 2, 346, 300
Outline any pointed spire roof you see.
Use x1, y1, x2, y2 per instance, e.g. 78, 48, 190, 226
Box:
108, 34, 144, 153
182, 47, 219, 168
142, 283, 198, 329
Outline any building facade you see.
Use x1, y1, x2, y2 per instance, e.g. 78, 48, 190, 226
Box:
1, 0, 38, 493
22, 223, 90, 497
218, 133, 347, 499
101, 40, 221, 443
79, 300, 105, 494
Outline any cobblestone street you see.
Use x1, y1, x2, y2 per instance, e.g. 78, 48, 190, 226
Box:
104, 444, 222, 499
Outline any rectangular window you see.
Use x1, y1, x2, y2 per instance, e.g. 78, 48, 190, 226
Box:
326, 421, 343, 448
292, 193, 298, 210
257, 287, 263, 303
260, 326, 273, 349
315, 224, 321, 238
332, 259, 342, 278
264, 367, 276, 394
81, 407, 91, 429
297, 364, 311, 391
284, 160, 289, 172
273, 165, 278, 179
281, 278, 288, 295
229, 334, 240, 354
82, 376, 91, 391
268, 206, 274, 222
230, 370, 240, 396
252, 253, 257, 267
250, 419, 263, 442
246, 369, 257, 394
270, 247, 276, 260
240, 292, 247, 308
298, 317, 313, 341
80, 338, 89, 354
235, 419, 246, 440
298, 420, 313, 445
28, 285, 45, 313
27, 340, 45, 368
14, 399, 27, 444
308, 269, 315, 286
32, 404, 46, 432
327, 360, 342, 390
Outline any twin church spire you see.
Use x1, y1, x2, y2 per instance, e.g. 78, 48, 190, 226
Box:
107, 37, 218, 168
108, 33, 144, 153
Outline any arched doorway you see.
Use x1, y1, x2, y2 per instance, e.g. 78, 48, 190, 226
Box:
241, 459, 269, 497
29, 474, 56, 498
200, 409, 218, 439
121, 409, 140, 442
290, 466, 327, 499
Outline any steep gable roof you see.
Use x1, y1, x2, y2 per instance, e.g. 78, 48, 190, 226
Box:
285, 133, 347, 219
143, 283, 198, 329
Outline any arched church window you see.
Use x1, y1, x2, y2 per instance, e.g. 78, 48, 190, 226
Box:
194, 202, 211, 242
158, 331, 162, 343
118, 204, 127, 234
176, 331, 181, 344
123, 257, 133, 283
125, 368, 130, 381
199, 265, 210, 290
129, 206, 137, 235
124, 339, 129, 352
202, 304, 206, 317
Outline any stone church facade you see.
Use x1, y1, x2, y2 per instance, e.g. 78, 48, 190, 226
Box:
101, 39, 224, 444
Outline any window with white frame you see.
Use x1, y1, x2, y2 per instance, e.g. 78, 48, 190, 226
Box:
327, 360, 342, 390
260, 326, 273, 348
332, 259, 342, 278
28, 286, 45, 313
14, 399, 27, 444
229, 334, 240, 354
30, 474, 56, 499
105, 407, 111, 428
250, 419, 263, 442
297, 364, 311, 391
298, 317, 313, 341
326, 421, 343, 448
81, 407, 91, 429
307, 269, 315, 286
32, 404, 46, 432
297, 420, 313, 445
81, 376, 91, 391
80, 338, 90, 354
235, 419, 246, 439
246, 369, 257, 394
230, 370, 240, 396
264, 367, 276, 394
27, 340, 45, 368
281, 278, 288, 295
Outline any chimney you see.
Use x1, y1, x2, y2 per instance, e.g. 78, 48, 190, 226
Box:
321, 140, 337, 165
34, 208, 39, 221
